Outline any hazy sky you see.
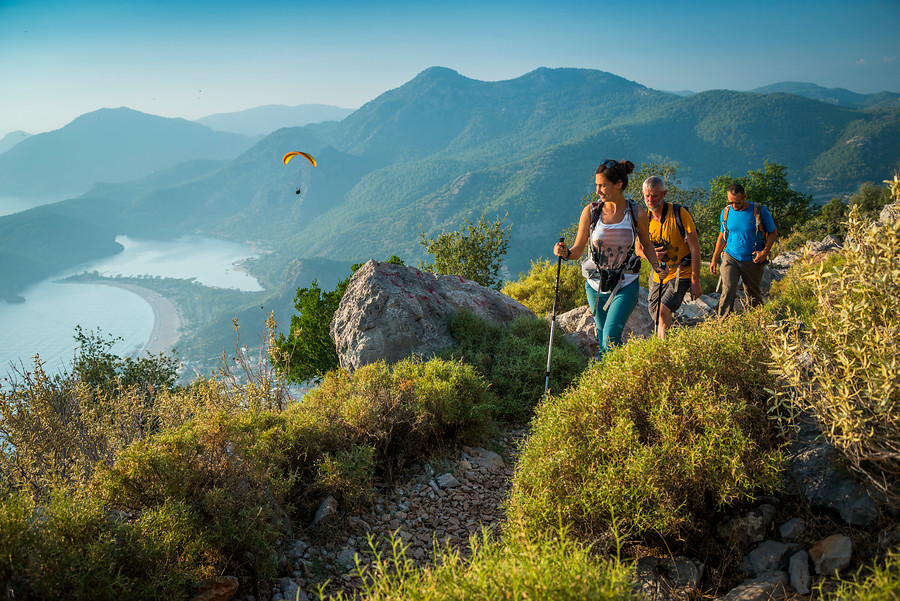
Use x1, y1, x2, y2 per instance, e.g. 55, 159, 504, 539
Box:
2, 0, 898, 138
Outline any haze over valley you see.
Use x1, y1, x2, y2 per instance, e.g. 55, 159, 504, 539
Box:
1, 65, 898, 375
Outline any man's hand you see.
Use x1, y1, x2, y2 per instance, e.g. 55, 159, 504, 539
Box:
690, 280, 701, 301
710, 256, 720, 275
752, 248, 770, 264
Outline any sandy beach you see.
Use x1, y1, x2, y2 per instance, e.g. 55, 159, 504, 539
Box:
93, 281, 183, 355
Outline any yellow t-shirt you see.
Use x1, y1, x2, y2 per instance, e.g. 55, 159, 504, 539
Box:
648, 203, 696, 284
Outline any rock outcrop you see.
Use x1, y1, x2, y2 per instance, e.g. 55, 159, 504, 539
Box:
331, 261, 534, 370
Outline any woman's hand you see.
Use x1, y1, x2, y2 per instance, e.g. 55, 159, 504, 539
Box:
554, 241, 570, 259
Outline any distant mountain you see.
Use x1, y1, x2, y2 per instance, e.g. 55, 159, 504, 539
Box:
2, 67, 899, 302
0, 131, 31, 155
750, 82, 900, 109
0, 108, 258, 197
195, 104, 356, 136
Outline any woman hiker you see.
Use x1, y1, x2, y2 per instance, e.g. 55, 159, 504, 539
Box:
554, 159, 666, 357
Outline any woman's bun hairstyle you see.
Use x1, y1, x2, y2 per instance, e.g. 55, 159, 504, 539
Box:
596, 158, 635, 190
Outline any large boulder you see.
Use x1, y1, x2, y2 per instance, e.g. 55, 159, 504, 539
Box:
330, 260, 534, 370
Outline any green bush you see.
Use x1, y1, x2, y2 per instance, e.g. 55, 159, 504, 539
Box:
92, 415, 285, 585
507, 312, 783, 542
765, 252, 845, 322
419, 213, 511, 290
443, 310, 589, 421
821, 550, 900, 601
502, 258, 587, 316
336, 526, 637, 601
0, 491, 200, 600
769, 199, 900, 508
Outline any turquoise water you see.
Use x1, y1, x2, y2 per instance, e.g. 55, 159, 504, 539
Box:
0, 235, 261, 378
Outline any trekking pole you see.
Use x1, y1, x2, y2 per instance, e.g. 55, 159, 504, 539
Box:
544, 237, 565, 399
655, 261, 666, 339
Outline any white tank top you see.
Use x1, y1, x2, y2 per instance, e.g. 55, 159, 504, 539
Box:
587, 208, 639, 291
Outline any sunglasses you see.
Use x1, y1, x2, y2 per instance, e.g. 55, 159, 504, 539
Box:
600, 159, 619, 170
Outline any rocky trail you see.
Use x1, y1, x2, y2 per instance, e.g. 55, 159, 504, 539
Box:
268, 428, 528, 601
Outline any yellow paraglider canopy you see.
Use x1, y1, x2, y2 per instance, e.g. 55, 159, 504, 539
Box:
282, 151, 316, 167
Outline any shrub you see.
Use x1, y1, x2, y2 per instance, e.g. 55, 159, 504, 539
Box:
0, 491, 200, 600
502, 258, 587, 316
443, 310, 589, 421
335, 526, 637, 601
765, 252, 845, 322
822, 550, 900, 601
768, 199, 900, 508
419, 213, 511, 290
507, 312, 783, 542
0, 362, 248, 499
91, 415, 284, 585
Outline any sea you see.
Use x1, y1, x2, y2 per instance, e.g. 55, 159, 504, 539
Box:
0, 195, 263, 378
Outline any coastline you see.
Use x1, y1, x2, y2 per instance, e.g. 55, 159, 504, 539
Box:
89, 281, 183, 356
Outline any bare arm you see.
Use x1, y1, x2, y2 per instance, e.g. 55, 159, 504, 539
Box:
554, 204, 592, 260
634, 206, 666, 276
754, 229, 778, 263
686, 227, 702, 299
710, 232, 726, 275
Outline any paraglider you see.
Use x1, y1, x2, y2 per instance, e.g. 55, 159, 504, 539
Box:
283, 151, 316, 196
282, 151, 316, 167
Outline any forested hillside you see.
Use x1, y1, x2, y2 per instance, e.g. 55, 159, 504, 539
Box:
1, 66, 898, 301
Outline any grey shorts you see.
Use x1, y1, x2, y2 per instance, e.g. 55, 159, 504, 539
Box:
648, 276, 691, 316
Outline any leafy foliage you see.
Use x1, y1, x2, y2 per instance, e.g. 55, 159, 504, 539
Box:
335, 526, 637, 601
508, 312, 782, 541
769, 183, 900, 508
270, 277, 345, 384
442, 310, 588, 421
502, 258, 587, 316
419, 213, 511, 290
71, 325, 179, 397
0, 330, 180, 498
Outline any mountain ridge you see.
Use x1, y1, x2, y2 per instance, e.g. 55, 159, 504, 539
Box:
1, 67, 898, 302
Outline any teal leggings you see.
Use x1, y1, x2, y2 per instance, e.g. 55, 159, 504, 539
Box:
584, 278, 639, 357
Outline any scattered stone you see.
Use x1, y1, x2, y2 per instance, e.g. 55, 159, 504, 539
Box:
635, 555, 704, 601
275, 577, 307, 601
778, 518, 805, 541
716, 571, 789, 601
463, 447, 505, 470
809, 534, 853, 576
193, 576, 239, 601
435, 473, 461, 489
336, 548, 357, 569
311, 496, 339, 530
789, 550, 811, 595
745, 540, 788, 574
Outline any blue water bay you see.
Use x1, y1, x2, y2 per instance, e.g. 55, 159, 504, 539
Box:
0, 234, 261, 377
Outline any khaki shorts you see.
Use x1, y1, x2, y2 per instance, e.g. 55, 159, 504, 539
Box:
648, 276, 691, 317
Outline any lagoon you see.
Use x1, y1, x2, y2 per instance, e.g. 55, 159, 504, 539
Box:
0, 235, 261, 378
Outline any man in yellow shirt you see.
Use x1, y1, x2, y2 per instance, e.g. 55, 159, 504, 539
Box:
640, 176, 702, 338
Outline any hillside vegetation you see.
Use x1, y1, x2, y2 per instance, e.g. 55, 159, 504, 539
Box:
1, 177, 898, 599
1, 67, 898, 303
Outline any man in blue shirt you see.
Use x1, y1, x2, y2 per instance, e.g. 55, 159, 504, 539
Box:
710, 184, 777, 316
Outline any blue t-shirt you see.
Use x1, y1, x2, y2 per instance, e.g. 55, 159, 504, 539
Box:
720, 203, 776, 262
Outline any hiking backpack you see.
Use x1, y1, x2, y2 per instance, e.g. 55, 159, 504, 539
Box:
722, 202, 768, 252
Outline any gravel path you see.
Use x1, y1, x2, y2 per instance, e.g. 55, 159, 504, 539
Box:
271, 427, 529, 601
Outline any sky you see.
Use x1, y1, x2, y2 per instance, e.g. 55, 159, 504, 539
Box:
1, 0, 899, 139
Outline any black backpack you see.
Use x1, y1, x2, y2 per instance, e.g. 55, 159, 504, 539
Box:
581, 199, 642, 304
